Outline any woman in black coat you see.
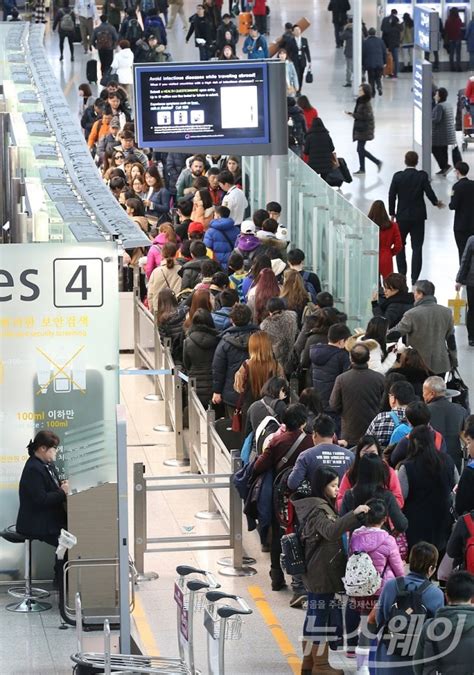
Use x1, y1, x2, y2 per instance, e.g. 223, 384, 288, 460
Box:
371, 271, 414, 328
398, 425, 457, 552
303, 117, 336, 182
183, 309, 219, 408
16, 430, 67, 546
156, 288, 186, 364
345, 83, 381, 175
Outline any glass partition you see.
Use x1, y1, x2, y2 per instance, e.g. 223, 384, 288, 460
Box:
242, 151, 379, 329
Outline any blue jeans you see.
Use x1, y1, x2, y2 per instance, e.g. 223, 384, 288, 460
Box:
356, 140, 380, 171
303, 593, 342, 643
449, 40, 461, 69
391, 46, 399, 76
470, 52, 474, 70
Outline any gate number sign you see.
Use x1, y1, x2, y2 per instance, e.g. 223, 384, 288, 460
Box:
53, 258, 104, 308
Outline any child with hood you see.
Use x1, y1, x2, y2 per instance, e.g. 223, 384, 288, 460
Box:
234, 220, 261, 267
346, 497, 404, 672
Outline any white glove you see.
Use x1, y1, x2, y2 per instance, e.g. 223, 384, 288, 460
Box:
196, 38, 206, 45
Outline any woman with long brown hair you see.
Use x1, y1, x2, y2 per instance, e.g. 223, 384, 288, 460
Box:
233, 331, 284, 424
147, 243, 182, 313
184, 289, 213, 331
155, 288, 186, 363
280, 268, 310, 326
367, 199, 402, 279
143, 165, 171, 220
387, 347, 433, 399
247, 268, 281, 323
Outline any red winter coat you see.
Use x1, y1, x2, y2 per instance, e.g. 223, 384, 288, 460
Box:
252, 0, 266, 16
379, 222, 402, 279
444, 15, 463, 41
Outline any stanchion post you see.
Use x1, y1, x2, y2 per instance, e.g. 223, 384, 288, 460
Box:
218, 451, 257, 577
133, 462, 158, 582
144, 321, 163, 402
133, 268, 140, 368
195, 408, 220, 520
173, 367, 188, 465
188, 378, 198, 474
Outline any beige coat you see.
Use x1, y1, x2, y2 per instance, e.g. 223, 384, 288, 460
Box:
147, 261, 182, 312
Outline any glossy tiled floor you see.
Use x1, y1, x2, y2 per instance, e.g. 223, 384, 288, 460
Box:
2, 0, 474, 672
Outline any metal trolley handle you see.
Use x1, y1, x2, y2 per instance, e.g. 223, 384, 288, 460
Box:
176, 565, 220, 590
176, 565, 208, 577
205, 591, 252, 615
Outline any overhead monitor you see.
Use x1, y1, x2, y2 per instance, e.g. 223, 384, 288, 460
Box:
133, 60, 287, 156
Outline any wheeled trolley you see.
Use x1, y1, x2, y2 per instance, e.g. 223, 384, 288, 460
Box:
203, 591, 253, 675
71, 565, 220, 674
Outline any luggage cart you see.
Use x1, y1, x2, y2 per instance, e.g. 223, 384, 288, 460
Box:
462, 109, 474, 152
203, 591, 253, 675
71, 565, 220, 674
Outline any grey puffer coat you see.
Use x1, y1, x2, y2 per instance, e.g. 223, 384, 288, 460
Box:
432, 101, 456, 146
352, 95, 375, 141
260, 310, 298, 373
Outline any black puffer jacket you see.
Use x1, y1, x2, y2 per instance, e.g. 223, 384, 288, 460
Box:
211, 324, 259, 406
372, 291, 414, 327
352, 95, 375, 142
310, 343, 350, 409
183, 324, 219, 407
179, 256, 209, 290
158, 307, 186, 364
304, 119, 335, 176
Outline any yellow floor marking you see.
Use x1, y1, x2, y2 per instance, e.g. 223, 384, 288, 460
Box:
248, 585, 301, 675
133, 593, 160, 656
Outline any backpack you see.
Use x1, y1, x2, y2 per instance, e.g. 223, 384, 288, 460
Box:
343, 551, 383, 597
301, 271, 318, 304
280, 532, 306, 575
229, 272, 246, 301
388, 411, 412, 446
463, 513, 474, 574
96, 28, 113, 50
125, 18, 143, 41
59, 11, 74, 32
274, 465, 311, 528
254, 414, 280, 456
382, 578, 431, 657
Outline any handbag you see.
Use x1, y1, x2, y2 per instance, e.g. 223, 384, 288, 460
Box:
305, 70, 313, 84
325, 166, 344, 187
446, 367, 470, 411
232, 362, 248, 432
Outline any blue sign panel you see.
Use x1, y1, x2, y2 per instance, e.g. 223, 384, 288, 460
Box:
414, 6, 440, 50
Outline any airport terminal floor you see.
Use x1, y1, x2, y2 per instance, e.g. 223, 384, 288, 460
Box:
2, 0, 474, 673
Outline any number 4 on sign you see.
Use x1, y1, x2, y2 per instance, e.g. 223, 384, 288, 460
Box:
66, 266, 92, 300
53, 258, 104, 308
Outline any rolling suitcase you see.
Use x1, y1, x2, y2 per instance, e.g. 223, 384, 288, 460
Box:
86, 59, 97, 84
383, 51, 394, 77
238, 11, 252, 35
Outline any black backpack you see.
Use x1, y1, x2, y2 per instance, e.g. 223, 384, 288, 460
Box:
382, 578, 431, 658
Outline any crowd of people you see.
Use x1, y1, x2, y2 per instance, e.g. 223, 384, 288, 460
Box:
10, 1, 474, 672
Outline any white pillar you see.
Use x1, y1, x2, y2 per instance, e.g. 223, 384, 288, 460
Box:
352, 0, 363, 98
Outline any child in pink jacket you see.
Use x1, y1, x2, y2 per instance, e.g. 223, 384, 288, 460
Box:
347, 497, 405, 672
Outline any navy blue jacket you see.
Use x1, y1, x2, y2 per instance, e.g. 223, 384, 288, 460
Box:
212, 324, 258, 406
310, 343, 350, 409
362, 35, 387, 70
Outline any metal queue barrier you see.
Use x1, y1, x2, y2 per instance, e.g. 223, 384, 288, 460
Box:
131, 270, 257, 577
133, 452, 257, 579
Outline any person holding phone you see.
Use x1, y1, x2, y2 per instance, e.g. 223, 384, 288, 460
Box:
345, 83, 382, 175
16, 430, 68, 548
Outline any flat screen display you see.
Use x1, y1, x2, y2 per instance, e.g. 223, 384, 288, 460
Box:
134, 61, 270, 150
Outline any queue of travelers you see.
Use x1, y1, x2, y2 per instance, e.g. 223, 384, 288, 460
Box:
29, 4, 474, 673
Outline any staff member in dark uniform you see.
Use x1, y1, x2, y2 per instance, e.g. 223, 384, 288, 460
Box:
16, 430, 68, 547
